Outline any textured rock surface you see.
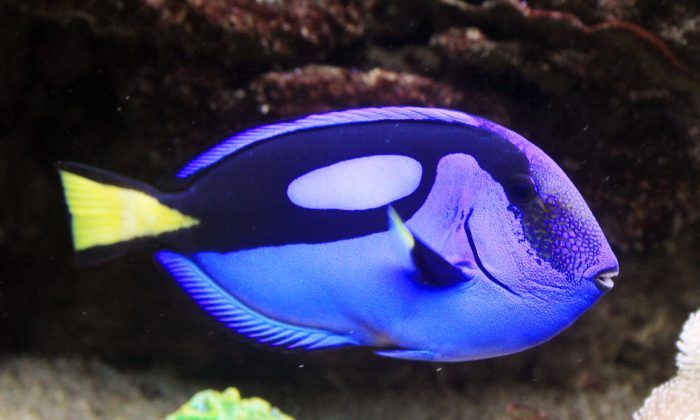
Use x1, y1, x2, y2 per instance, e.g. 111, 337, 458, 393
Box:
0, 355, 642, 419
1, 0, 700, 417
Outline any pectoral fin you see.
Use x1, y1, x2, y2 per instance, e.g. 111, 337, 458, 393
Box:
388, 206, 475, 287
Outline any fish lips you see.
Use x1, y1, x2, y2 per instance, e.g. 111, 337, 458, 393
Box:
591, 269, 618, 292
582, 249, 619, 293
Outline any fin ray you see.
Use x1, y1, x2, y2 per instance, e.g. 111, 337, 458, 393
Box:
176, 107, 483, 179
156, 251, 359, 350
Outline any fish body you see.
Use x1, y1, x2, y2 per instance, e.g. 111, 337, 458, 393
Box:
58, 107, 618, 362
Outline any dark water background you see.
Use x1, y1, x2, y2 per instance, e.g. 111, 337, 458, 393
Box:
1, 1, 699, 418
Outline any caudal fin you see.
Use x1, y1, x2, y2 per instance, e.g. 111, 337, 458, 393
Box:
57, 162, 199, 263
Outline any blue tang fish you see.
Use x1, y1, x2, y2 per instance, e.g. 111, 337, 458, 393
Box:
58, 107, 618, 362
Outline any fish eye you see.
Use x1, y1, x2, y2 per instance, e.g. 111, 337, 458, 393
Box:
504, 174, 538, 205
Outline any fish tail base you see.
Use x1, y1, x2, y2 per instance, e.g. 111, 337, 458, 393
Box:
57, 162, 199, 256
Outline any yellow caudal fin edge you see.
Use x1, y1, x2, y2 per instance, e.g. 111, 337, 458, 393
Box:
59, 170, 199, 251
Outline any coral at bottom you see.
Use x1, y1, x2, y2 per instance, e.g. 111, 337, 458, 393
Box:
167, 387, 293, 420
635, 309, 700, 419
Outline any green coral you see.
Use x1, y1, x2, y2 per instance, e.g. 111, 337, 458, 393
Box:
167, 387, 293, 420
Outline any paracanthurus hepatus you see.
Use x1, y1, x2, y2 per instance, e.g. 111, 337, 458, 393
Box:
58, 107, 619, 362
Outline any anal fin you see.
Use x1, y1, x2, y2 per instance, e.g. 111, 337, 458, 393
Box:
155, 251, 358, 350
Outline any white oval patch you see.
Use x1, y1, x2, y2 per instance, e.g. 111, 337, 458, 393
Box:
287, 155, 422, 210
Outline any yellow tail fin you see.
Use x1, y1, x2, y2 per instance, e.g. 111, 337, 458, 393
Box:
59, 169, 199, 251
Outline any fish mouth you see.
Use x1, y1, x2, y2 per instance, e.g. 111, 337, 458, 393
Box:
593, 270, 618, 292
464, 210, 521, 297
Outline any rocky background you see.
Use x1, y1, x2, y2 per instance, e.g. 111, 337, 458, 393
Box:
1, 0, 699, 418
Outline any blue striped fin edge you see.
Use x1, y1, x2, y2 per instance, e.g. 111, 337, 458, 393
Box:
155, 250, 359, 350
176, 107, 495, 179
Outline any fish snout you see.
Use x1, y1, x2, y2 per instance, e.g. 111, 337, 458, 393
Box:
583, 247, 619, 293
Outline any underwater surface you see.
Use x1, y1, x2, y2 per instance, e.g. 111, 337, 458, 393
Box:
2, 0, 700, 418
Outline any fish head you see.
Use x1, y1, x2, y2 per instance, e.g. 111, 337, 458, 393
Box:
466, 126, 618, 313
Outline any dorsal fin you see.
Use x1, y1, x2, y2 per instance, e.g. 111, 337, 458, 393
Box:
156, 251, 359, 350
176, 107, 483, 179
